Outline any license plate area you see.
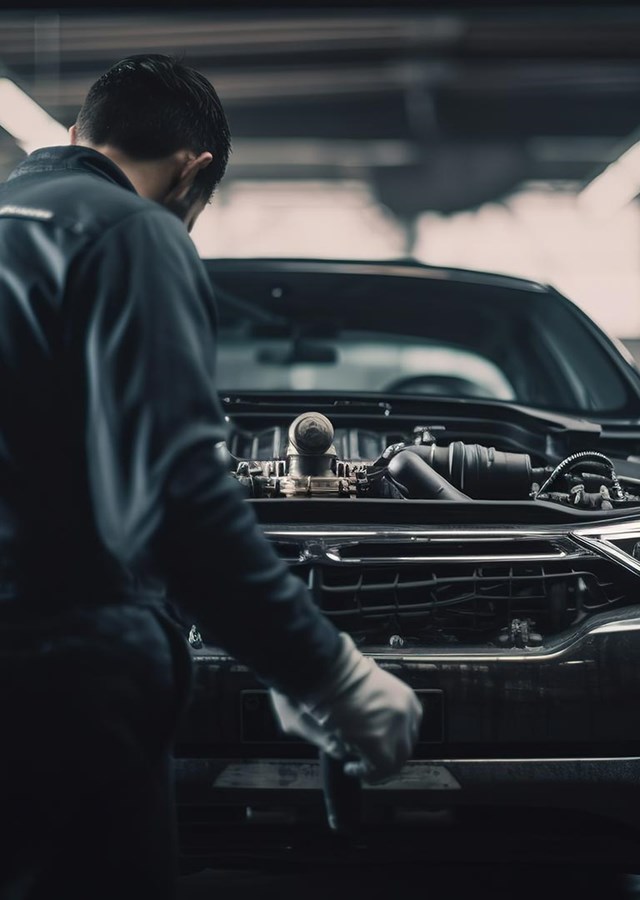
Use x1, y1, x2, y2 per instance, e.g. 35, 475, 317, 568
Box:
240, 689, 444, 744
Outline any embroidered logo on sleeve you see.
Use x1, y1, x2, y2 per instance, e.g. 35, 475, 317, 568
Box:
0, 205, 54, 220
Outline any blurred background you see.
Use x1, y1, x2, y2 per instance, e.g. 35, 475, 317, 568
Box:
1, 6, 639, 348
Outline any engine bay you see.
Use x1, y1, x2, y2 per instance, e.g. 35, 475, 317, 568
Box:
224, 408, 640, 511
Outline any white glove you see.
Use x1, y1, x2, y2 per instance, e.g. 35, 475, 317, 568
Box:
270, 633, 423, 784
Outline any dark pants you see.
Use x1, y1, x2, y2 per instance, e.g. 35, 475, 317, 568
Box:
0, 603, 191, 900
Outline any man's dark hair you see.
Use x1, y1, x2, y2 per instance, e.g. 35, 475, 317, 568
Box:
76, 54, 231, 202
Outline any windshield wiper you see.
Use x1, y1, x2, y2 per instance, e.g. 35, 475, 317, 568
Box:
220, 393, 393, 416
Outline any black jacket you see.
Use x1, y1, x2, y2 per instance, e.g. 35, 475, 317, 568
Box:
0, 146, 340, 697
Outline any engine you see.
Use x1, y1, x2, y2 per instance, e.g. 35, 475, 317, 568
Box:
226, 411, 640, 509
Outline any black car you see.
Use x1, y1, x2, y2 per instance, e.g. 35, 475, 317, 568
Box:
176, 259, 640, 868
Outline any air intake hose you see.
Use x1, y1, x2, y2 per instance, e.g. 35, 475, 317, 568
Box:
406, 442, 532, 499
387, 450, 470, 500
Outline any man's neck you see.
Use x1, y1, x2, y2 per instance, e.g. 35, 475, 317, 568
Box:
74, 143, 175, 201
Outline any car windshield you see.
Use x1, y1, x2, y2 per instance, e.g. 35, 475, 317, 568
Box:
210, 264, 636, 416
219, 333, 516, 400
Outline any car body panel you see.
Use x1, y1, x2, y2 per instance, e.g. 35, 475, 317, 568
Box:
176, 259, 640, 864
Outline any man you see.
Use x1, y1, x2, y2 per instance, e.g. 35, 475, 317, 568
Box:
0, 55, 422, 898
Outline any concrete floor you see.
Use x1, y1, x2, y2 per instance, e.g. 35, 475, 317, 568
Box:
178, 867, 640, 899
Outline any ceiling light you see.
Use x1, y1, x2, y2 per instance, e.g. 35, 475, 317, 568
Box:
579, 139, 640, 218
0, 78, 67, 154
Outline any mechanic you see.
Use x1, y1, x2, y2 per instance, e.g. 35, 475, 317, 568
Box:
0, 55, 422, 899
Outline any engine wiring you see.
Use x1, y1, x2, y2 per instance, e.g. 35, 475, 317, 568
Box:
532, 451, 626, 502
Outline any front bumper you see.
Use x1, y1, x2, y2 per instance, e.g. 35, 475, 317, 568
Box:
176, 609, 640, 864
176, 755, 640, 866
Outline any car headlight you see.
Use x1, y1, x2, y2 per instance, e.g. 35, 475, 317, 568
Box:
572, 520, 640, 576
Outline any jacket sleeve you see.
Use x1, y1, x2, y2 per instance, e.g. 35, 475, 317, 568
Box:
69, 206, 341, 699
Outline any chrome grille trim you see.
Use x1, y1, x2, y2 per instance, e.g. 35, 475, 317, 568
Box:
264, 526, 596, 565
325, 551, 571, 564
375, 615, 640, 660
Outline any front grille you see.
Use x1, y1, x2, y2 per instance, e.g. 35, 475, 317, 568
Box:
333, 539, 564, 562
291, 558, 636, 648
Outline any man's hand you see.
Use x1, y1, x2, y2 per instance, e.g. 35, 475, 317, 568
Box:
270, 633, 423, 784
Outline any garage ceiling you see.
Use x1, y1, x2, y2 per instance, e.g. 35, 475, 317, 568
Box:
0, 7, 639, 217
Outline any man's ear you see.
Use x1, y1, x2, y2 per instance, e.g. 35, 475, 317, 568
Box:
69, 124, 78, 145
172, 151, 213, 200
178, 151, 213, 183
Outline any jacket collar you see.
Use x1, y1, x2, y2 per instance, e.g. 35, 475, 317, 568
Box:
8, 146, 138, 194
